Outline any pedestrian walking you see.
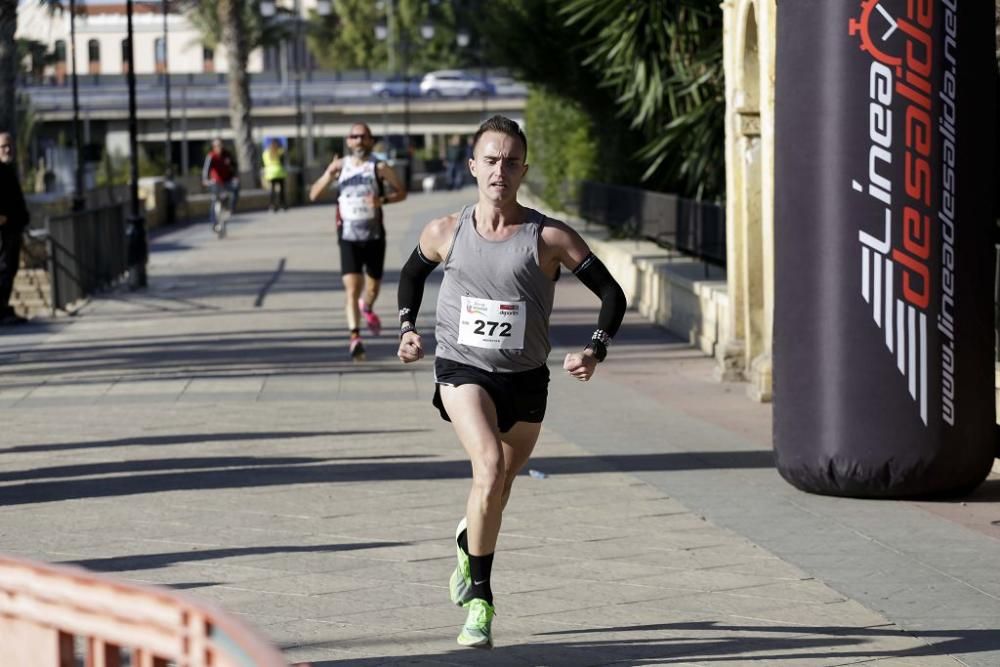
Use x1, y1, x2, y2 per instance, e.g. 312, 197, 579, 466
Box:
445, 134, 464, 190
0, 132, 30, 326
262, 138, 287, 212
395, 115, 627, 648
308, 122, 407, 360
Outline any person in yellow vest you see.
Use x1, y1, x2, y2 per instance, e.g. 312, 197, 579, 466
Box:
263, 138, 287, 212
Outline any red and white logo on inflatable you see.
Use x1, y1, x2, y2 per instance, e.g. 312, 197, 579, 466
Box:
847, 0, 960, 426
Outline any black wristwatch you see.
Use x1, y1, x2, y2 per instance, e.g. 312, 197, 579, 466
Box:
585, 340, 607, 362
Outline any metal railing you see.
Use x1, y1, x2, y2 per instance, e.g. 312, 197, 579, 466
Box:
0, 554, 288, 666
577, 180, 726, 268
33, 203, 129, 313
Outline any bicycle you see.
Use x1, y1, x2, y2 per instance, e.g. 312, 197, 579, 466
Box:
206, 179, 238, 239
212, 188, 232, 239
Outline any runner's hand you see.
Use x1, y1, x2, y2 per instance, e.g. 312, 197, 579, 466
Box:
325, 155, 340, 178
563, 350, 598, 382
398, 331, 424, 363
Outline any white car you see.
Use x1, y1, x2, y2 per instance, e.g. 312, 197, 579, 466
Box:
371, 75, 421, 98
419, 70, 496, 98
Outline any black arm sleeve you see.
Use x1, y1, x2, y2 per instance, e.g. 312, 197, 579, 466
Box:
573, 253, 627, 339
397, 245, 439, 327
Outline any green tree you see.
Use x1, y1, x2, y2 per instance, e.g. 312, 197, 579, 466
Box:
524, 87, 597, 209
481, 0, 648, 188
218, 0, 260, 185
307, 0, 385, 71
481, 0, 724, 201
17, 38, 56, 83
307, 0, 472, 74
563, 0, 724, 199
181, 0, 270, 186
182, 0, 291, 53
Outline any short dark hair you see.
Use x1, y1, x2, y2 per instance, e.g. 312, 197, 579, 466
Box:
351, 122, 373, 138
472, 115, 527, 160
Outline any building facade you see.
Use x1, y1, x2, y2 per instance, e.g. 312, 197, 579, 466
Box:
15, 1, 279, 81
718, 0, 776, 402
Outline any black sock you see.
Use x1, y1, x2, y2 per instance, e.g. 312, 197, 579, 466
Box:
468, 552, 494, 605
350, 328, 360, 338
458, 528, 469, 555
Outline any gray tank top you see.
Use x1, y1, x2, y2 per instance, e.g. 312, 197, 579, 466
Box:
435, 205, 556, 372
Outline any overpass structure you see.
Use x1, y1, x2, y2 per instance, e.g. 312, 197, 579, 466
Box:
22, 77, 527, 174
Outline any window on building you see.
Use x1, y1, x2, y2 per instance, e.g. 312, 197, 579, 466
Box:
203, 46, 215, 73
154, 37, 166, 74
121, 38, 131, 74
54, 39, 67, 83
88, 39, 100, 75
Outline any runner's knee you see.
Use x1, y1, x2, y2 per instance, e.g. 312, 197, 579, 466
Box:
471, 453, 505, 498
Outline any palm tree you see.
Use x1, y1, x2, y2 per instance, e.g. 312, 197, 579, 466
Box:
0, 0, 18, 137
182, 0, 263, 186
562, 0, 724, 200
216, 0, 259, 187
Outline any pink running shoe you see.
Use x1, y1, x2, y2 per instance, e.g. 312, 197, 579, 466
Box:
358, 298, 382, 336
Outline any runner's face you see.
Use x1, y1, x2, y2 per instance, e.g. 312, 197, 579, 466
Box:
471, 131, 527, 204
347, 126, 373, 157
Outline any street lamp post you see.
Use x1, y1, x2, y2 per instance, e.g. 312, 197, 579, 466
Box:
375, 4, 433, 192
124, 0, 147, 289
261, 0, 330, 205
293, 0, 304, 205
456, 28, 487, 117
68, 0, 85, 211
161, 0, 172, 179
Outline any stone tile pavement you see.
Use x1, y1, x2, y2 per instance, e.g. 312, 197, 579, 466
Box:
0, 190, 996, 666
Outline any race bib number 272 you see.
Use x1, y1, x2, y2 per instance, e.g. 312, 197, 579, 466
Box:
457, 296, 526, 350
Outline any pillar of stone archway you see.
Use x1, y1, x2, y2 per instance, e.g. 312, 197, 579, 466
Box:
719, 0, 776, 402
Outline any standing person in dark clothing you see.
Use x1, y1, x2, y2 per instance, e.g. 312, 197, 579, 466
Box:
396, 116, 627, 648
445, 134, 464, 190
0, 132, 30, 326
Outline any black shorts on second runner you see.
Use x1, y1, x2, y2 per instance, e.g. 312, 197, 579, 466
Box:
339, 238, 386, 279
432, 357, 550, 434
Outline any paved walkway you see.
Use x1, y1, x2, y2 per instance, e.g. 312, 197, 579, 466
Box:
0, 190, 997, 666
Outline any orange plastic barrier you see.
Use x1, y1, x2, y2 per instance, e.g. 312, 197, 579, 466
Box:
0, 554, 290, 667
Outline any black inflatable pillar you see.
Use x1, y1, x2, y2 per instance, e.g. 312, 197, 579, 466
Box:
773, 0, 997, 497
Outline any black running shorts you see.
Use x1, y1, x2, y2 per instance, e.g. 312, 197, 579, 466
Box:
432, 357, 550, 434
339, 238, 386, 280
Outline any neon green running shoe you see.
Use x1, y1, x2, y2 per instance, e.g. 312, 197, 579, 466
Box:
449, 517, 473, 606
457, 598, 495, 649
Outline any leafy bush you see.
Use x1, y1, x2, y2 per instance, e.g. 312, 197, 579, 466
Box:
524, 86, 597, 211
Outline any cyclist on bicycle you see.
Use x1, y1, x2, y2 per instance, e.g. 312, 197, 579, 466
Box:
202, 139, 240, 233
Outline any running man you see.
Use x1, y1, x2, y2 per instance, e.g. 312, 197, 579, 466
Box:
396, 115, 627, 648
202, 138, 240, 233
310, 123, 407, 360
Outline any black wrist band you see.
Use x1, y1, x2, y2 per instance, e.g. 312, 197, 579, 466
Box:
585, 340, 607, 362
400, 323, 417, 339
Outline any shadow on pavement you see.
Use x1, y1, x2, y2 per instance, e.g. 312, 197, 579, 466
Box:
61, 542, 408, 572
0, 453, 435, 483
0, 430, 428, 454
0, 451, 774, 506
297, 621, 1000, 665
2, 330, 420, 380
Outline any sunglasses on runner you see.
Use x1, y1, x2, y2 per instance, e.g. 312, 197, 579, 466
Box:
347, 133, 370, 140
